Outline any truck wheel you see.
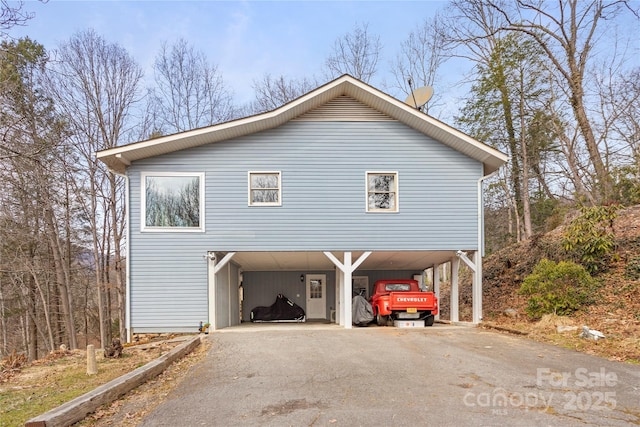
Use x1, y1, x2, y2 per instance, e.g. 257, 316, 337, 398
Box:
376, 313, 388, 326
424, 314, 435, 327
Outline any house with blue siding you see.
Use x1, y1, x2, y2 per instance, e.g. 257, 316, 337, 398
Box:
97, 75, 507, 339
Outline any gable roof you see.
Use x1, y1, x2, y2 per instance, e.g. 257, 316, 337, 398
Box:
97, 74, 508, 175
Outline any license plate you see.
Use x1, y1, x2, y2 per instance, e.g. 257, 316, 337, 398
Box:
407, 308, 417, 313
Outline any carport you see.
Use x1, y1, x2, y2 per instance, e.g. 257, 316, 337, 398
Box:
207, 249, 482, 330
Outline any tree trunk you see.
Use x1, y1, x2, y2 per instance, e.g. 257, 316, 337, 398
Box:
501, 179, 520, 243
26, 284, 38, 362
570, 88, 612, 201
64, 175, 78, 349
44, 206, 77, 349
497, 68, 522, 220
558, 131, 596, 204
30, 273, 55, 353
531, 162, 556, 201
0, 285, 7, 355
519, 76, 533, 239
103, 218, 113, 345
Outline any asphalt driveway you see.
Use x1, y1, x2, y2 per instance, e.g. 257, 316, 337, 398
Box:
139, 323, 639, 426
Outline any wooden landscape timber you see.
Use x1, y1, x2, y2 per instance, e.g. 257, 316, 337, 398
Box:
24, 335, 202, 427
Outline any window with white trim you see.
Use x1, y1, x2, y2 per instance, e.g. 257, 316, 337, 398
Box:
366, 172, 398, 212
142, 172, 204, 231
249, 171, 281, 206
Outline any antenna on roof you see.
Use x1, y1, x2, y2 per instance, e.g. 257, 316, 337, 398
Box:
405, 77, 433, 112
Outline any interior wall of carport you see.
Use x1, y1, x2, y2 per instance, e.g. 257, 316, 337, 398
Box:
214, 261, 241, 328
241, 271, 335, 322
240, 269, 419, 322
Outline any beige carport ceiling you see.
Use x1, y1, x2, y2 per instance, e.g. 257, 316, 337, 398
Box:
97, 74, 508, 175
230, 251, 457, 272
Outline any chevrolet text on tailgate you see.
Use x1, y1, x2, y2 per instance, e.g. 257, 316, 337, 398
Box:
370, 279, 438, 326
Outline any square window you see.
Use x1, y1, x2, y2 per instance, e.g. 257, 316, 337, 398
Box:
142, 172, 204, 231
249, 172, 281, 206
366, 172, 398, 212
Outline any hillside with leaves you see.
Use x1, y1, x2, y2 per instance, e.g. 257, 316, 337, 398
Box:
473, 205, 640, 362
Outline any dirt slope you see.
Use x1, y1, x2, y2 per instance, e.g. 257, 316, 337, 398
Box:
462, 204, 640, 363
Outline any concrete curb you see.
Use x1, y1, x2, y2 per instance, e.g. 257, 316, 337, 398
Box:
25, 335, 202, 427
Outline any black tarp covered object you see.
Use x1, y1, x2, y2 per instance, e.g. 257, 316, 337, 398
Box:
352, 294, 374, 326
250, 294, 306, 322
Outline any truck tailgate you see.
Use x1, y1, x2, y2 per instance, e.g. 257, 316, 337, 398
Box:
390, 292, 437, 310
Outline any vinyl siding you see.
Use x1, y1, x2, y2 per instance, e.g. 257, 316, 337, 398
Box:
130, 121, 480, 249
127, 119, 482, 331
129, 245, 207, 332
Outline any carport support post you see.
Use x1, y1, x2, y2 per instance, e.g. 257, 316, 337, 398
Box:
433, 264, 440, 321
207, 253, 216, 331
343, 252, 352, 329
207, 252, 236, 331
323, 251, 371, 329
456, 251, 480, 323
450, 257, 460, 323
335, 269, 341, 325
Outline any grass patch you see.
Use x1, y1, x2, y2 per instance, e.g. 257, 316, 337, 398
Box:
0, 344, 175, 427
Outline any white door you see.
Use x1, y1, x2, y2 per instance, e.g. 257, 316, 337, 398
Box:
306, 274, 326, 319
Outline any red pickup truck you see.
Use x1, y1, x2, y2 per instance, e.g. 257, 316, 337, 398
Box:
370, 279, 438, 326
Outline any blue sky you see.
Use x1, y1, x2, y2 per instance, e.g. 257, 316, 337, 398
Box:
9, 1, 451, 107
8, 1, 638, 119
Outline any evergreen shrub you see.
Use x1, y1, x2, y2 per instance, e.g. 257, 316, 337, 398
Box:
518, 259, 599, 319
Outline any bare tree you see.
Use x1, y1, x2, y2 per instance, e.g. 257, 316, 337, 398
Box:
249, 74, 317, 113
0, 37, 79, 357
150, 38, 235, 134
389, 12, 447, 115
444, 1, 535, 241
0, 0, 34, 37
324, 22, 381, 83
597, 65, 640, 164
592, 64, 640, 204
49, 29, 142, 348
484, 0, 640, 202
613, 68, 640, 166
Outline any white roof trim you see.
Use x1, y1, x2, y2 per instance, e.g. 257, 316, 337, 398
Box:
97, 75, 508, 175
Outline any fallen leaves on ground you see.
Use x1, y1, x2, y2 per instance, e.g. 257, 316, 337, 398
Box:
441, 205, 640, 364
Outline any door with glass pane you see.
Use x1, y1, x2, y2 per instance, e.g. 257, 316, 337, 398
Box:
305, 274, 326, 319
